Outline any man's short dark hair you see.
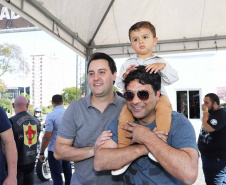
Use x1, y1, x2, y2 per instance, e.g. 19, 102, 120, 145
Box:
124, 65, 161, 95
205, 93, 220, 105
52, 94, 63, 104
87, 52, 117, 74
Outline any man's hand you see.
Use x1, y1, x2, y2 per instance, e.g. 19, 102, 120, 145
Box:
153, 127, 168, 143
39, 154, 45, 163
145, 63, 166, 74
93, 130, 112, 154
202, 104, 208, 112
122, 121, 151, 145
3, 175, 17, 185
123, 64, 137, 79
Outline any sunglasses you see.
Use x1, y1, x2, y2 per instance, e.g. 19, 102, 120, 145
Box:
124, 90, 154, 101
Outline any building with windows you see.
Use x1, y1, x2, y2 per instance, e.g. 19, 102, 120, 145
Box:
30, 54, 66, 108
0, 87, 29, 100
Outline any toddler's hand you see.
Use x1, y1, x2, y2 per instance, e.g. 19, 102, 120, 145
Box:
123, 64, 137, 79
153, 127, 168, 143
93, 130, 112, 154
145, 63, 166, 74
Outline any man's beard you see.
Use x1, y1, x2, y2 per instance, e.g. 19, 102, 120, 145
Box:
208, 105, 214, 114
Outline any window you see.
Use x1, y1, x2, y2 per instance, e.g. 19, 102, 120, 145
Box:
176, 90, 201, 119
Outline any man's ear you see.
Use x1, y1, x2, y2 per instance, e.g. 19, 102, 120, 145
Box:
113, 71, 117, 82
213, 101, 219, 109
156, 90, 161, 101
153, 37, 158, 46
12, 103, 15, 108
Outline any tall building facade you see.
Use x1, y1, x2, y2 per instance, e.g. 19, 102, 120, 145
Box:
31, 54, 65, 108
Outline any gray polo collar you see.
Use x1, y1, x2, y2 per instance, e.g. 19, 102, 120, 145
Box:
85, 91, 119, 108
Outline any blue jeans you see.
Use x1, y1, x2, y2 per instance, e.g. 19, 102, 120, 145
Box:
48, 151, 72, 185
201, 155, 226, 185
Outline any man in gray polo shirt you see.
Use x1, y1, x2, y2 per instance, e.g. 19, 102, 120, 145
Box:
54, 52, 125, 185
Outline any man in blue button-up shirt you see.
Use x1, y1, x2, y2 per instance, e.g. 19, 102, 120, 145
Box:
39, 94, 72, 185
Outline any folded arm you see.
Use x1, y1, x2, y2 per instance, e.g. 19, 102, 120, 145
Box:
54, 130, 113, 162
145, 137, 198, 184
94, 137, 148, 171
54, 135, 94, 161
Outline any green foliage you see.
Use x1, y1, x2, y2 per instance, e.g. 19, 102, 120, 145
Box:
0, 43, 29, 77
80, 73, 86, 95
0, 98, 12, 113
220, 103, 226, 107
42, 105, 54, 114
28, 104, 34, 115
21, 93, 30, 101
62, 87, 81, 105
0, 79, 6, 93
2, 92, 12, 99
113, 86, 119, 92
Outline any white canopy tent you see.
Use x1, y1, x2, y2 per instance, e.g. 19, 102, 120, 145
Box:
1, 0, 226, 59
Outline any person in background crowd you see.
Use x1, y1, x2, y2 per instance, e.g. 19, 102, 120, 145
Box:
10, 96, 40, 185
39, 94, 72, 185
198, 93, 226, 185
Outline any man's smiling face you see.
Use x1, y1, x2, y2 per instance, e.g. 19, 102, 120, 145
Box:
88, 59, 116, 98
126, 79, 160, 124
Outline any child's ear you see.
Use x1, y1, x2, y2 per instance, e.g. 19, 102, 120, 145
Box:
154, 37, 158, 46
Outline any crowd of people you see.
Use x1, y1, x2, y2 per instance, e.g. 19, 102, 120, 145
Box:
0, 21, 226, 185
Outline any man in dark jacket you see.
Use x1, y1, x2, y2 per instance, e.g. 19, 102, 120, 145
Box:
10, 95, 40, 185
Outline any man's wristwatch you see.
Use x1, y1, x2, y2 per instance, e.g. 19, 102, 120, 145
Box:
40, 152, 44, 155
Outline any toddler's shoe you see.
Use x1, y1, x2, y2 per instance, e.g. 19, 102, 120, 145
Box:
148, 152, 158, 162
111, 162, 132, 176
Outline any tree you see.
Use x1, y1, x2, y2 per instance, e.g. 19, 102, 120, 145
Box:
0, 98, 12, 113
21, 93, 30, 101
3, 92, 12, 99
62, 87, 81, 105
27, 104, 34, 115
0, 79, 6, 93
42, 105, 54, 114
80, 73, 86, 95
0, 43, 29, 77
